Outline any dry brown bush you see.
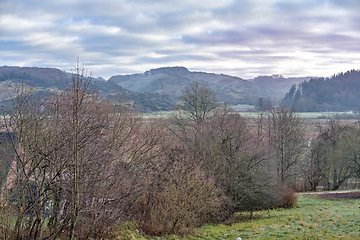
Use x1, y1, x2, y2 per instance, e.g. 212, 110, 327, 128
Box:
281, 187, 297, 208
133, 146, 222, 235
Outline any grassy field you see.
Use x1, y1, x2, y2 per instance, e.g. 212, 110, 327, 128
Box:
116, 195, 360, 239
235, 110, 358, 120
141, 104, 359, 120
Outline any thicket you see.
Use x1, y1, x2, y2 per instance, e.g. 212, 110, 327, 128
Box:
1, 66, 359, 239
303, 119, 360, 191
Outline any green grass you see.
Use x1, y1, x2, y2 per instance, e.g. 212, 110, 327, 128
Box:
236, 111, 357, 119
116, 195, 360, 239
141, 110, 176, 119
188, 196, 360, 240
140, 107, 358, 120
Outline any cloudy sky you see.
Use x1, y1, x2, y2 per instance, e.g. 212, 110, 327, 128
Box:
1, 0, 359, 79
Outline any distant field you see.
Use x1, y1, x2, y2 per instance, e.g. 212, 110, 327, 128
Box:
116, 194, 360, 239
141, 105, 359, 120
230, 105, 358, 119
141, 110, 176, 119
297, 111, 358, 119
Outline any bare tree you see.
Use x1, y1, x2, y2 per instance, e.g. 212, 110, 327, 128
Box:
303, 139, 329, 191
174, 81, 218, 127
2, 84, 46, 239
170, 84, 293, 218
0, 131, 14, 191
319, 120, 355, 190
268, 108, 306, 186
349, 122, 360, 178
170, 81, 220, 155
1, 63, 142, 239
197, 110, 282, 215
51, 63, 142, 239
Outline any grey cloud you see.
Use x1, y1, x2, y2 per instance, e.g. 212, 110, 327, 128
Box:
136, 53, 218, 65
1, 0, 360, 79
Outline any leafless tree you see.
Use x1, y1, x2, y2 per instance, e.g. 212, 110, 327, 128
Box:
171, 83, 286, 217
268, 108, 306, 186
318, 120, 356, 190
349, 122, 360, 178
176, 81, 218, 126
1, 63, 143, 239
303, 139, 329, 191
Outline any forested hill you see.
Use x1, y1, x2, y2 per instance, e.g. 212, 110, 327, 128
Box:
109, 66, 260, 105
282, 70, 360, 112
0, 66, 174, 112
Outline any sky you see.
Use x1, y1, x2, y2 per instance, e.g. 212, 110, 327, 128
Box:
1, 0, 360, 79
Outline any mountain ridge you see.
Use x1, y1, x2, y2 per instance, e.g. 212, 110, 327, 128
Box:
109, 66, 290, 105
0, 65, 314, 111
0, 66, 174, 112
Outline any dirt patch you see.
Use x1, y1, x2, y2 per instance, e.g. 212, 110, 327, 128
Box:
318, 192, 360, 199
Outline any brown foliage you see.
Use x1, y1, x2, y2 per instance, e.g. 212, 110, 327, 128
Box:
133, 145, 222, 235
0, 65, 143, 239
281, 187, 297, 208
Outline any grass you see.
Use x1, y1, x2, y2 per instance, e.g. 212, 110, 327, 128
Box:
188, 196, 360, 240
236, 111, 358, 120
140, 105, 358, 120
115, 195, 360, 239
141, 110, 176, 119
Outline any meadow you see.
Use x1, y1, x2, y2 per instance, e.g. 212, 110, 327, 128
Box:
142, 104, 359, 120
115, 194, 360, 239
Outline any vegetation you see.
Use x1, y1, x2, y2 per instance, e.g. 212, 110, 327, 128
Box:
191, 194, 360, 239
283, 69, 360, 112
306, 120, 360, 190
1, 65, 360, 239
111, 194, 360, 239
109, 66, 261, 106
0, 66, 174, 112
267, 109, 306, 185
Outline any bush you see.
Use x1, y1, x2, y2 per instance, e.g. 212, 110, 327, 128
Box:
0, 206, 16, 239
281, 187, 297, 208
133, 146, 222, 235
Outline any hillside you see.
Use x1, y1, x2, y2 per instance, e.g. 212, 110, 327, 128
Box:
1, 65, 331, 112
249, 75, 310, 98
109, 67, 262, 105
282, 70, 360, 112
110, 67, 310, 106
0, 66, 174, 112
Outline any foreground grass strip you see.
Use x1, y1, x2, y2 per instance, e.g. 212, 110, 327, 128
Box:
192, 196, 359, 239
190, 196, 360, 240
123, 195, 360, 239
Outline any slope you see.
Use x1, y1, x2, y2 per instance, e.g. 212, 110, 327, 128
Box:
0, 66, 173, 112
109, 67, 262, 105
282, 69, 360, 112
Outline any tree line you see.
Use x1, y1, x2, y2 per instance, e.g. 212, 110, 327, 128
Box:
282, 69, 360, 112
0, 65, 360, 239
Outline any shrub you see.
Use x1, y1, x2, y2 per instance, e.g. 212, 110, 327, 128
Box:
281, 187, 297, 208
133, 146, 222, 235
0, 206, 16, 239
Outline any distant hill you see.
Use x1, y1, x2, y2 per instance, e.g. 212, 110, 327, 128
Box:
1, 65, 330, 112
109, 66, 262, 105
282, 70, 360, 112
0, 66, 174, 112
110, 67, 309, 106
248, 75, 310, 99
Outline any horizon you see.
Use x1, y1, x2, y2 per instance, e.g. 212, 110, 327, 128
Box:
1, 64, 331, 80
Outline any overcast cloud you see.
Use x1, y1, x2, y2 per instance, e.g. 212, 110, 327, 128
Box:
1, 0, 359, 79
